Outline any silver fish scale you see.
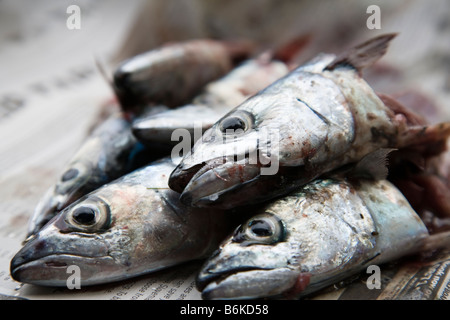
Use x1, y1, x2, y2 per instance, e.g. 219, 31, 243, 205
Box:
356, 179, 429, 265
281, 71, 355, 165
273, 179, 376, 274
197, 178, 429, 299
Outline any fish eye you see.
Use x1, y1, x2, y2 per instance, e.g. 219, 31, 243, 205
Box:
56, 162, 91, 195
72, 207, 96, 225
248, 219, 274, 237
219, 111, 254, 135
220, 117, 246, 132
61, 168, 79, 182
65, 197, 110, 232
233, 213, 285, 246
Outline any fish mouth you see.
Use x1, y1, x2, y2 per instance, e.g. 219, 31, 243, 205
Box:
197, 266, 300, 300
183, 158, 262, 208
10, 254, 117, 287
168, 161, 205, 194
10, 225, 117, 286
132, 116, 189, 145
131, 105, 218, 145
169, 149, 265, 195
169, 156, 310, 209
196, 262, 264, 291
195, 247, 302, 300
169, 157, 266, 208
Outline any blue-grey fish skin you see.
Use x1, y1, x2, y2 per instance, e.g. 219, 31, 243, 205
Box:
196, 178, 429, 300
169, 34, 450, 209
113, 39, 254, 112
12, 158, 233, 287
25, 112, 168, 238
28, 40, 243, 237
27, 48, 277, 238
131, 56, 289, 145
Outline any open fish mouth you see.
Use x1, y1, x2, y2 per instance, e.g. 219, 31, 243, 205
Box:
197, 267, 300, 300
196, 264, 266, 291
169, 155, 312, 209
169, 156, 264, 208
168, 161, 205, 194
196, 243, 304, 299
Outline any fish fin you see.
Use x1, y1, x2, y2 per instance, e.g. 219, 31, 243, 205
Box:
379, 91, 450, 155
221, 39, 258, 64
378, 93, 428, 126
398, 122, 450, 156
94, 56, 113, 86
94, 56, 132, 116
348, 148, 397, 180
390, 90, 440, 124
94, 56, 124, 106
324, 33, 397, 72
272, 33, 312, 66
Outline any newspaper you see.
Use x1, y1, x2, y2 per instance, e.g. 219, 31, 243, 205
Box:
0, 0, 206, 301
309, 250, 450, 300
0, 0, 449, 301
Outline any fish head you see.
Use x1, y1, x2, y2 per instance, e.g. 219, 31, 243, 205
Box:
196, 179, 385, 299
196, 210, 304, 299
169, 68, 355, 208
26, 158, 98, 237
26, 114, 137, 238
13, 193, 118, 286
131, 104, 223, 146
131, 58, 289, 147
13, 164, 210, 287
53, 160, 98, 206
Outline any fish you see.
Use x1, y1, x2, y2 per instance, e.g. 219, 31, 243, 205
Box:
113, 39, 255, 114
168, 33, 450, 209
131, 54, 289, 145
196, 176, 430, 300
25, 39, 261, 239
26, 110, 170, 238
12, 157, 235, 287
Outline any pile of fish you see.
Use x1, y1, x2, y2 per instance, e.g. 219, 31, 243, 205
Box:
10, 34, 450, 299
